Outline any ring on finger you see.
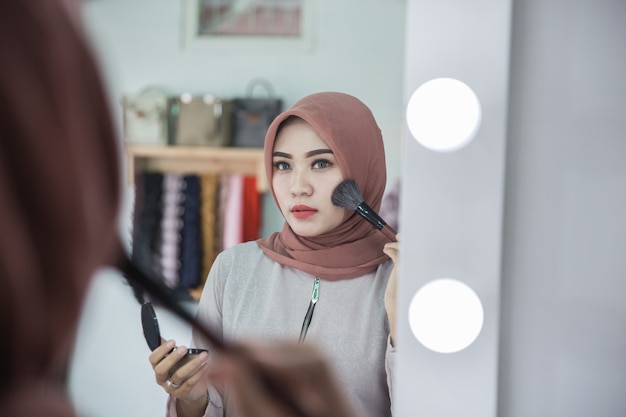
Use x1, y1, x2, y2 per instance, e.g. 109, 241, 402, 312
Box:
166, 378, 181, 389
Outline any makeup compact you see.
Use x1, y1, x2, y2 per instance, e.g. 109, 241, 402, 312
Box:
141, 301, 207, 355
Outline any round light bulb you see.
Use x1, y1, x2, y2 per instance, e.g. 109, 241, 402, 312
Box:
406, 78, 481, 152
408, 278, 484, 353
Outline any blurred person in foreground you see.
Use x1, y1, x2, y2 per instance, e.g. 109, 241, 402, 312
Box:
0, 1, 364, 417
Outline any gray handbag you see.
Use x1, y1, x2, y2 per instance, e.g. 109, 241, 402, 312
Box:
231, 79, 282, 148
173, 93, 232, 147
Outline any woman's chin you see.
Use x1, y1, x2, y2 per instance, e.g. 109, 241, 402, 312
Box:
288, 221, 321, 238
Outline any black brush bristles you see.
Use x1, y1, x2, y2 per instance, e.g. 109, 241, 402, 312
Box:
332, 179, 397, 242
331, 179, 364, 211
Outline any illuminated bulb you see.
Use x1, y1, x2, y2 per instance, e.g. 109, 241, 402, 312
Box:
406, 78, 481, 152
408, 278, 484, 353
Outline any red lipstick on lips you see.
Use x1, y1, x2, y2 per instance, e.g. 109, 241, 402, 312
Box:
291, 204, 318, 219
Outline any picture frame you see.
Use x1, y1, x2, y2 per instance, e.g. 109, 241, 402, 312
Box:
181, 0, 315, 52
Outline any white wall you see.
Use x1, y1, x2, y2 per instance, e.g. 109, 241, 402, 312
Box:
68, 1, 406, 416
498, 1, 626, 415
397, 0, 626, 416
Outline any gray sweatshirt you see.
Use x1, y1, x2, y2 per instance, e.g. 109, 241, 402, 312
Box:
168, 241, 395, 417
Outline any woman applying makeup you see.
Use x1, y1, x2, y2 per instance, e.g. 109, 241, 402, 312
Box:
0, 1, 394, 415
150, 92, 400, 417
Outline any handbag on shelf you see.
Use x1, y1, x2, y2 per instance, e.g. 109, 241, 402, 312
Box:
231, 79, 282, 148
173, 93, 232, 147
122, 87, 171, 145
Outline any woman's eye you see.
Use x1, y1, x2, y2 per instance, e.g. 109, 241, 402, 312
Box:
274, 161, 290, 171
313, 160, 331, 169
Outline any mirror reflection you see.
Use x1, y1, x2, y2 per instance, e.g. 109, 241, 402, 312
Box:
70, 1, 406, 417
3, 1, 623, 417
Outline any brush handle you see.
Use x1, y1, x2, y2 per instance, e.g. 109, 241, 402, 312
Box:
355, 202, 397, 242
355, 202, 385, 229
115, 246, 313, 417
381, 224, 398, 242
119, 252, 227, 351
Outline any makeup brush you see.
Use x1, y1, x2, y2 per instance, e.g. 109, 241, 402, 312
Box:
114, 242, 312, 417
332, 179, 397, 242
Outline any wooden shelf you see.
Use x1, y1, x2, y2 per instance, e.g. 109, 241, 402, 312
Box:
124, 144, 268, 192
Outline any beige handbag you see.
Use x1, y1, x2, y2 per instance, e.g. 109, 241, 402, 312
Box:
173, 93, 232, 147
122, 87, 170, 145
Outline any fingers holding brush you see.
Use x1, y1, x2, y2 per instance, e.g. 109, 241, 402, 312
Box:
383, 234, 400, 347
382, 234, 400, 263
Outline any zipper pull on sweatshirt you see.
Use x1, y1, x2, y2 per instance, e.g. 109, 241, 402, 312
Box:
298, 277, 320, 343
311, 277, 320, 304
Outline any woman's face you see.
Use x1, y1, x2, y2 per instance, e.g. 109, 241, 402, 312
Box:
272, 119, 345, 237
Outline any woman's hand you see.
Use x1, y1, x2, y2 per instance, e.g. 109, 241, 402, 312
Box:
208, 341, 356, 417
149, 339, 210, 416
383, 235, 400, 347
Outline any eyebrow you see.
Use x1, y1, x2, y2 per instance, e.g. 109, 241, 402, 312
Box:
272, 149, 334, 159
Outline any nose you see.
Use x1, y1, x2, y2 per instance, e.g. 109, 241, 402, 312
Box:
290, 169, 313, 196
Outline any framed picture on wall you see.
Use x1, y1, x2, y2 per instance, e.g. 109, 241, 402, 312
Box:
182, 0, 314, 51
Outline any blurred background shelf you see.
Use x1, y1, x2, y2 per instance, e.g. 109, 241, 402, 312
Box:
124, 144, 267, 192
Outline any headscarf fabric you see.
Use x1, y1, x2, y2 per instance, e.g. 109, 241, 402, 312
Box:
257, 92, 389, 280
0, 0, 121, 415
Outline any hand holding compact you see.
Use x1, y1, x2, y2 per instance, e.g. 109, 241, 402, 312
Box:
149, 339, 211, 416
142, 302, 211, 412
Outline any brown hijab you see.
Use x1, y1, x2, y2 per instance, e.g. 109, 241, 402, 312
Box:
0, 0, 121, 415
257, 92, 389, 280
